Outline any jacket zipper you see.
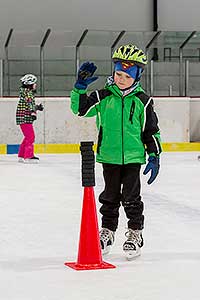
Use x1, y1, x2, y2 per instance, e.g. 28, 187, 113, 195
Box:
122, 96, 124, 164
129, 100, 135, 124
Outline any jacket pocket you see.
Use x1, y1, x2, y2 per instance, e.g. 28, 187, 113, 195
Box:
97, 126, 103, 154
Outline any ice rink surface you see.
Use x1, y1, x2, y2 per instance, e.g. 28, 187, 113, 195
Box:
0, 152, 200, 300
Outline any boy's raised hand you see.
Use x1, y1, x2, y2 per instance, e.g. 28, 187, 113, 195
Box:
75, 62, 98, 90
143, 156, 160, 184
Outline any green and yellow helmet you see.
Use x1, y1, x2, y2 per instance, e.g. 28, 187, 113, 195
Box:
112, 44, 147, 68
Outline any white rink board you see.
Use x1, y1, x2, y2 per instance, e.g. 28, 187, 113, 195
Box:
154, 97, 190, 142
0, 96, 198, 144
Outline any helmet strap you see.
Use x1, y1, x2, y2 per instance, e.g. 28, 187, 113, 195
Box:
134, 66, 144, 82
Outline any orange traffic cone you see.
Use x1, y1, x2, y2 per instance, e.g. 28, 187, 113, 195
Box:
65, 186, 116, 270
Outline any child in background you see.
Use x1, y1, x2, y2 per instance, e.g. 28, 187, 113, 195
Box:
70, 44, 162, 260
16, 74, 44, 163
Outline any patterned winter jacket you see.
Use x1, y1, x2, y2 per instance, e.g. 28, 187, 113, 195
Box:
71, 80, 162, 165
16, 87, 36, 125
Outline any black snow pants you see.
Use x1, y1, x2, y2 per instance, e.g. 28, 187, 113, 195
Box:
99, 163, 144, 232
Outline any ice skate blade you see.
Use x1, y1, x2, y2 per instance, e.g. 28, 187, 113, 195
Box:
24, 159, 39, 164
18, 158, 24, 163
102, 246, 111, 255
124, 249, 141, 261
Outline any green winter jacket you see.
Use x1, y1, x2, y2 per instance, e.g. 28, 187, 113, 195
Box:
70, 81, 161, 165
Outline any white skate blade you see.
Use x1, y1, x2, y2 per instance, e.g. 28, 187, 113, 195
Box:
24, 159, 39, 164
18, 158, 24, 163
124, 248, 141, 260
102, 245, 111, 255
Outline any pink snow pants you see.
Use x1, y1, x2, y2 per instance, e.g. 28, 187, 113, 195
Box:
18, 123, 35, 159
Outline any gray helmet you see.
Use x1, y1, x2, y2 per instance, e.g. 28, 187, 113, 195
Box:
20, 74, 37, 85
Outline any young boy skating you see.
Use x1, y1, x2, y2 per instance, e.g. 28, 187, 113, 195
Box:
70, 44, 161, 259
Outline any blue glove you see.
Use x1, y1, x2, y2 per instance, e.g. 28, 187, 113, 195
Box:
143, 156, 160, 185
75, 62, 98, 90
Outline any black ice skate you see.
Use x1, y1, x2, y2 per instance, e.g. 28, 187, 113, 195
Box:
24, 156, 39, 164
123, 229, 143, 260
99, 228, 115, 255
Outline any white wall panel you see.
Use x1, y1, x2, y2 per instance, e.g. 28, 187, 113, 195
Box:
0, 98, 97, 144
154, 98, 190, 142
190, 98, 200, 141
0, 0, 152, 33
0, 97, 196, 144
158, 0, 200, 30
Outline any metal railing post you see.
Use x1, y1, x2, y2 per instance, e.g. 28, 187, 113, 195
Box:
179, 48, 183, 96
185, 60, 189, 96
75, 29, 88, 75
0, 59, 3, 97
179, 31, 196, 96
110, 30, 125, 73
169, 85, 173, 96
150, 60, 154, 96
145, 31, 161, 93
4, 28, 13, 96
40, 28, 51, 96
40, 49, 44, 96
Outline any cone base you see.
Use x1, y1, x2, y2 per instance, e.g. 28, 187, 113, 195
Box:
65, 261, 116, 270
